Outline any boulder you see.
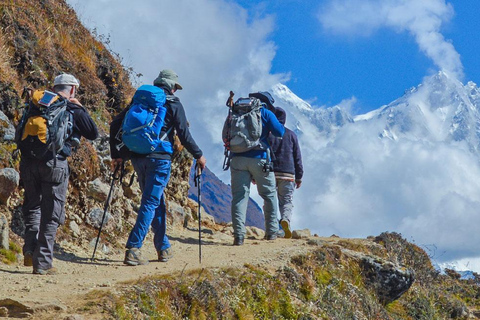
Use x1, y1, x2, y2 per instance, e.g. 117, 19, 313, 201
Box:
292, 229, 311, 239
86, 208, 111, 229
0, 111, 15, 142
246, 226, 265, 239
0, 168, 20, 205
360, 256, 415, 304
87, 178, 110, 202
0, 213, 9, 249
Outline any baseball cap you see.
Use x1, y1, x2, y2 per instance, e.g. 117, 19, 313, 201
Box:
54, 73, 80, 88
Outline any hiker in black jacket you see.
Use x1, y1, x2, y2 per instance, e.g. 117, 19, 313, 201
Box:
111, 69, 206, 266
21, 73, 98, 275
268, 107, 303, 239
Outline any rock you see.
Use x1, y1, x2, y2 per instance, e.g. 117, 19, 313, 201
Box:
87, 178, 110, 202
86, 208, 111, 229
0, 111, 15, 141
292, 229, 311, 239
246, 226, 265, 239
167, 200, 187, 230
64, 315, 85, 320
0, 168, 20, 205
0, 299, 34, 318
360, 256, 415, 304
0, 214, 8, 249
69, 220, 81, 238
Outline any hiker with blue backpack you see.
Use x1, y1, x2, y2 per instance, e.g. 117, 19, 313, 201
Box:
222, 91, 284, 245
17, 73, 99, 275
110, 69, 206, 266
268, 107, 303, 239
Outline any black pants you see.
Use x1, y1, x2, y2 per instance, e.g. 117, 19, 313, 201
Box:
20, 157, 69, 270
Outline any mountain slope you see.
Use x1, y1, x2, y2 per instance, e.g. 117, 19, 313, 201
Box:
188, 166, 264, 229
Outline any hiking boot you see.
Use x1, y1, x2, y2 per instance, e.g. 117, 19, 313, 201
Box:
24, 252, 33, 267
233, 237, 244, 246
280, 219, 292, 239
124, 248, 149, 266
33, 267, 57, 275
266, 234, 277, 241
157, 248, 173, 262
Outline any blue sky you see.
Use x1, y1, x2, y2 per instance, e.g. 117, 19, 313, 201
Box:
237, 0, 480, 114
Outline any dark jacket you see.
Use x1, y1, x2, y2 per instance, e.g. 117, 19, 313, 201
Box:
232, 107, 285, 159
110, 85, 203, 160
268, 107, 303, 180
62, 102, 99, 157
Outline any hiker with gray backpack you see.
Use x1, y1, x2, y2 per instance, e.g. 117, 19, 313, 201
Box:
110, 69, 206, 266
16, 73, 98, 275
222, 91, 284, 245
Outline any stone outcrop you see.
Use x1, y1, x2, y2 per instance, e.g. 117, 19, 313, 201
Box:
0, 168, 19, 205
0, 213, 9, 249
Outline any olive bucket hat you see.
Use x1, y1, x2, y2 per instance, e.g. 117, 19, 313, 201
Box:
153, 69, 183, 91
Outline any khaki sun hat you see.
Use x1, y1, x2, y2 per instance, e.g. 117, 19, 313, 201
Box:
153, 69, 183, 90
54, 73, 80, 88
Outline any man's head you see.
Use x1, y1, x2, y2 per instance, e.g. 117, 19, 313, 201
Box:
153, 69, 183, 93
274, 107, 286, 125
53, 73, 80, 98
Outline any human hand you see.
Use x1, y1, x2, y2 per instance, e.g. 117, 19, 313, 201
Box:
196, 156, 206, 170
295, 180, 302, 189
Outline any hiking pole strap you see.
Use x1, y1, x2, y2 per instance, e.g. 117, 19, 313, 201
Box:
91, 162, 121, 261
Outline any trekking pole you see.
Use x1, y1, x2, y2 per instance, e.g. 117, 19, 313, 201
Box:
91, 162, 122, 261
194, 162, 203, 263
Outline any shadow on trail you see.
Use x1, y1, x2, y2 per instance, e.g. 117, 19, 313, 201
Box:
0, 267, 31, 274
52, 245, 123, 266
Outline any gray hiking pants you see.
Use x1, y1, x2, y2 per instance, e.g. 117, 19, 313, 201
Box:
20, 157, 69, 270
230, 156, 279, 238
276, 179, 295, 223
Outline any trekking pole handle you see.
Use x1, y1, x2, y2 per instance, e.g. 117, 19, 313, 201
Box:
226, 91, 234, 108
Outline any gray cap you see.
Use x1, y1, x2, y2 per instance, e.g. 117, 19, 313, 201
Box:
54, 73, 80, 88
153, 69, 183, 90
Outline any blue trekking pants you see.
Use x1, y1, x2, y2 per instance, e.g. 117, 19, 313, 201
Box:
230, 156, 279, 238
20, 157, 69, 270
126, 158, 171, 251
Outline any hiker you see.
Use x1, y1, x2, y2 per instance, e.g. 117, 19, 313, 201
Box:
19, 73, 99, 275
223, 91, 284, 245
111, 69, 206, 266
268, 107, 303, 239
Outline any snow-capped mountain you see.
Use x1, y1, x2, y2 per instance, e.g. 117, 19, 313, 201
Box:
267, 71, 480, 273
356, 72, 480, 154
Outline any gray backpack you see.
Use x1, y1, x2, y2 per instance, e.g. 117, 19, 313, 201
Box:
222, 97, 263, 153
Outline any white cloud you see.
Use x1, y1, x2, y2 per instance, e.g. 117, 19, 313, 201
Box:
289, 80, 480, 263
67, 0, 287, 179
318, 0, 464, 79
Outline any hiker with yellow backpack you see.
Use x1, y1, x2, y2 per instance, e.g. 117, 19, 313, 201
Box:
16, 73, 98, 275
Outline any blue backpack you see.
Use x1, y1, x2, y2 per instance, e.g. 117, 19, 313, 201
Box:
121, 85, 171, 154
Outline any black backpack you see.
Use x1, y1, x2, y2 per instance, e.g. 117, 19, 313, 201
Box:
109, 108, 132, 161
15, 90, 73, 162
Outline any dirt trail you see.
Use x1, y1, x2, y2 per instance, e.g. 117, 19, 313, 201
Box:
0, 227, 322, 318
